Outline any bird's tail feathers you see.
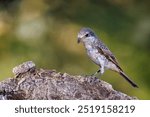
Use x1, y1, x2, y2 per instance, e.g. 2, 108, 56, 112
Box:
119, 71, 138, 88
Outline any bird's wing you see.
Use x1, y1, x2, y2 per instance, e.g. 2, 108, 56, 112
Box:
96, 46, 123, 71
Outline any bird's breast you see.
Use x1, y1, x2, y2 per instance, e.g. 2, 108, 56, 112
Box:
86, 47, 108, 66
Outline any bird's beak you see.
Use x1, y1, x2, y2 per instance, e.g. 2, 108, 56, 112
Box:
77, 37, 81, 43
77, 33, 82, 44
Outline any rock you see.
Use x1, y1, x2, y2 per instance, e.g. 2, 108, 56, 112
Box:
0, 61, 137, 100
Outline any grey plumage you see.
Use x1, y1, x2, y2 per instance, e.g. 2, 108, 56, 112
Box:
77, 27, 138, 88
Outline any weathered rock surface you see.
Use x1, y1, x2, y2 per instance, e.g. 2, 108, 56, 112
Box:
0, 61, 137, 100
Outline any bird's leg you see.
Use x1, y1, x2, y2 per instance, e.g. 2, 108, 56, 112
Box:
92, 68, 104, 79
91, 69, 101, 76
89, 58, 105, 77
92, 58, 105, 78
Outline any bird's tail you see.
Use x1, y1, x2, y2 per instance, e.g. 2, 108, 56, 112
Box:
119, 71, 138, 88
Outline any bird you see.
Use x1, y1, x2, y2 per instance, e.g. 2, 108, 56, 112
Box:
77, 27, 138, 88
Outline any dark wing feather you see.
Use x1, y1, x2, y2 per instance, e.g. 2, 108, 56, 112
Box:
96, 46, 123, 71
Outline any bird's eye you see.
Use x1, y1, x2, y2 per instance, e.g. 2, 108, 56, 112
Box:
85, 33, 89, 37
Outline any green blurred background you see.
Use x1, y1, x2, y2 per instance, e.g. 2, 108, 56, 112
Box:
0, 0, 150, 99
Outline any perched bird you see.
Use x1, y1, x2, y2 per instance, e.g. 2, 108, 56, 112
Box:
77, 27, 138, 88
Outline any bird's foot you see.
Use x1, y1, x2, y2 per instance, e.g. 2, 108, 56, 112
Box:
85, 75, 100, 84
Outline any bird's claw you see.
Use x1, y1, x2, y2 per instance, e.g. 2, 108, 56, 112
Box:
85, 76, 100, 84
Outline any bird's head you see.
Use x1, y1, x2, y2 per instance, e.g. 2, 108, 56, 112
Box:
77, 27, 97, 44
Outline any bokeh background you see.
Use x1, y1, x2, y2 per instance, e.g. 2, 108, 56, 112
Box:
0, 0, 150, 99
